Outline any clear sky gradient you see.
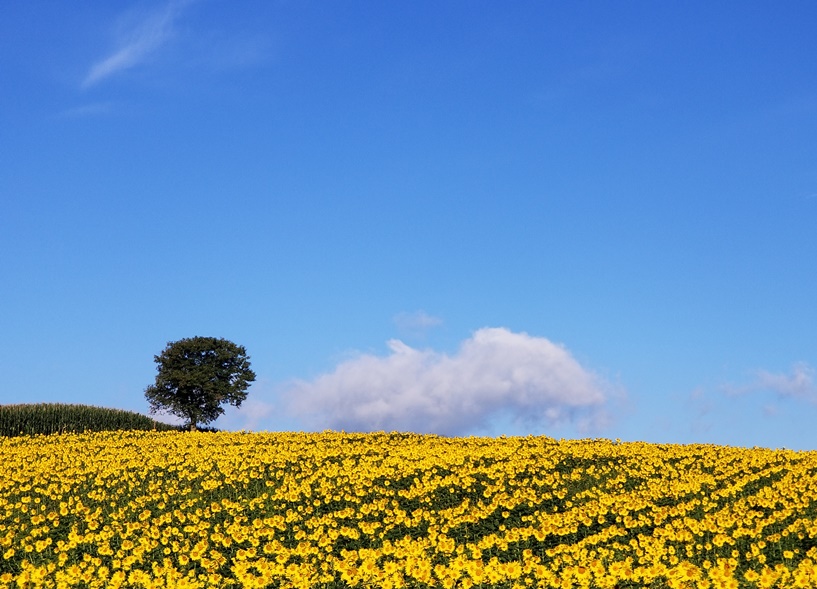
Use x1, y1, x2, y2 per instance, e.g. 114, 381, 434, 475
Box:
2, 1, 816, 448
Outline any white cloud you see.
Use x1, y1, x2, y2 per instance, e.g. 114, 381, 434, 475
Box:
722, 362, 817, 403
83, 0, 193, 88
286, 327, 615, 436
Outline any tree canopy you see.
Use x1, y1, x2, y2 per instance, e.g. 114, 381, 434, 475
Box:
144, 336, 256, 430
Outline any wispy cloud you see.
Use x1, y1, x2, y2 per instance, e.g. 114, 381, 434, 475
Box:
219, 395, 276, 431
286, 327, 616, 436
753, 363, 817, 401
393, 310, 443, 338
148, 409, 186, 427
684, 363, 817, 443
723, 362, 817, 403
83, 0, 194, 88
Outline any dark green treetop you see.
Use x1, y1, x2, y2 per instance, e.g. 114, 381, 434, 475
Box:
144, 336, 256, 430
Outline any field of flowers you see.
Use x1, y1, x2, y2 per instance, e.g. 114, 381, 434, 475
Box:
2, 431, 817, 589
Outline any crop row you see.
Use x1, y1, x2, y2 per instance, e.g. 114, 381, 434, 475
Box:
0, 404, 180, 437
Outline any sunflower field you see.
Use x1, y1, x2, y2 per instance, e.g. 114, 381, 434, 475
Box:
2, 431, 817, 589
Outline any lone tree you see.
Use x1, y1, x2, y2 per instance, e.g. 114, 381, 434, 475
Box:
145, 336, 256, 431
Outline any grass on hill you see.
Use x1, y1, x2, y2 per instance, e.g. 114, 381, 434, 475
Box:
0, 403, 191, 437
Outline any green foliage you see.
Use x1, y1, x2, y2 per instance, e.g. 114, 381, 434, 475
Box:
145, 336, 256, 430
0, 403, 181, 437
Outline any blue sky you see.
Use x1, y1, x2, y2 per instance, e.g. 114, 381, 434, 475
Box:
2, 1, 816, 449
